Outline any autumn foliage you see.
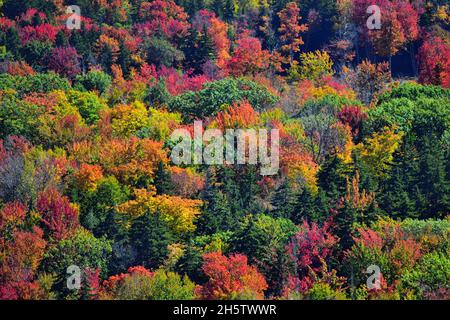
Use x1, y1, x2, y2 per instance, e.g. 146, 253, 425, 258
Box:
418, 36, 450, 88
0, 0, 448, 301
200, 252, 268, 300
37, 188, 79, 241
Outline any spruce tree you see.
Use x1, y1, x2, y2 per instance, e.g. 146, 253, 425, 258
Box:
211, 0, 224, 19
196, 167, 233, 234
318, 155, 350, 202
239, 165, 261, 213
175, 239, 204, 284
292, 187, 317, 223
154, 161, 174, 195
118, 41, 132, 78
416, 138, 449, 219
379, 164, 418, 219
223, 0, 236, 22
130, 211, 174, 270
333, 200, 358, 252
55, 30, 68, 47
271, 178, 297, 219
182, 26, 215, 74
5, 28, 21, 58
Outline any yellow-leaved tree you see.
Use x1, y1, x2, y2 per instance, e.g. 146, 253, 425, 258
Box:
355, 126, 404, 178
117, 188, 202, 233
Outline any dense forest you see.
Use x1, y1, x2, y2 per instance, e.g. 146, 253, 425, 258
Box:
0, 0, 449, 300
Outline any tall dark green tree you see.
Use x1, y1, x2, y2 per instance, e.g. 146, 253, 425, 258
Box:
415, 137, 449, 219
270, 179, 298, 219
230, 214, 297, 297
378, 145, 420, 220
211, 0, 224, 19
292, 187, 320, 224
130, 211, 174, 270
175, 239, 205, 284
196, 167, 233, 234
182, 26, 215, 74
154, 162, 175, 195
318, 155, 351, 202
99, 44, 114, 74
223, 0, 236, 22
3, 28, 22, 58
118, 40, 132, 78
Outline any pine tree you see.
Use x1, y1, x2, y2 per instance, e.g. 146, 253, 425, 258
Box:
223, 0, 236, 22
378, 140, 419, 219
379, 164, 418, 219
196, 167, 233, 235
416, 138, 449, 219
182, 26, 215, 74
271, 179, 297, 219
182, 0, 206, 17
55, 30, 68, 47
32, 12, 43, 26
5, 28, 21, 58
175, 239, 204, 283
118, 41, 132, 78
333, 200, 358, 252
211, 0, 224, 19
130, 211, 174, 270
256, 4, 275, 51
154, 162, 174, 195
100, 46, 114, 74
239, 165, 261, 213
292, 187, 316, 223
318, 155, 350, 202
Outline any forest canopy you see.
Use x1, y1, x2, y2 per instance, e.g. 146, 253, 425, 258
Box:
0, 0, 449, 301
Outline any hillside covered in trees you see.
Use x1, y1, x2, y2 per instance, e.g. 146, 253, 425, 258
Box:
0, 0, 449, 300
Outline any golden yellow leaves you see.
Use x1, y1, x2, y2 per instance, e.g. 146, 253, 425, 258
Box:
117, 188, 202, 233
355, 126, 404, 178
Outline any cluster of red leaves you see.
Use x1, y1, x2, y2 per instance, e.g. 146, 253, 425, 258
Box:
137, 0, 190, 38
48, 46, 81, 78
6, 61, 35, 76
226, 36, 269, 77
418, 35, 450, 88
101, 266, 154, 296
0, 202, 26, 231
319, 75, 353, 93
169, 167, 205, 198
19, 23, 60, 44
102, 25, 141, 53
354, 228, 384, 250
352, 0, 420, 56
159, 66, 209, 95
201, 252, 268, 300
0, 17, 15, 31
20, 8, 47, 24
55, 12, 95, 32
286, 220, 337, 293
214, 101, 259, 130
132, 63, 158, 86
23, 92, 59, 109
338, 105, 367, 136
84, 268, 101, 299
350, 223, 422, 287
36, 188, 79, 241
0, 226, 46, 300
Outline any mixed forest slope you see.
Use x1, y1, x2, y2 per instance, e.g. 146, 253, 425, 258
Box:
0, 0, 449, 300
